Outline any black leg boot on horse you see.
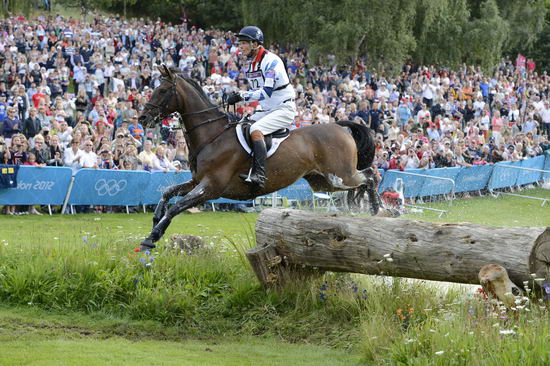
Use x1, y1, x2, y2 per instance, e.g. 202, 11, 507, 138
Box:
240, 131, 267, 189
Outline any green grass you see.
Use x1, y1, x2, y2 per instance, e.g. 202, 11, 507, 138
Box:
403, 187, 550, 226
0, 307, 359, 366
0, 188, 549, 365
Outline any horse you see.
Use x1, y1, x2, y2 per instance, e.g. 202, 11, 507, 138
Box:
137, 65, 380, 250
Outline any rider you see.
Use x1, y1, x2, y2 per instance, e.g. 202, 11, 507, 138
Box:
227, 26, 296, 189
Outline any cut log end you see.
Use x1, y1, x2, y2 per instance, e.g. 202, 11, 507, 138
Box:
529, 227, 550, 281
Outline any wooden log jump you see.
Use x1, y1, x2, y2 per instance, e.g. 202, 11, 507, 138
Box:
246, 209, 550, 289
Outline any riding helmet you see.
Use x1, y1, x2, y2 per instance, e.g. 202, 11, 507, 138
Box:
237, 26, 264, 44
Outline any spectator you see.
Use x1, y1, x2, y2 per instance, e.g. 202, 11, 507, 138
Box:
138, 139, 156, 170
1, 107, 21, 146
47, 134, 64, 166
22, 107, 41, 143
79, 140, 98, 169
119, 144, 142, 170
98, 149, 117, 169
128, 115, 144, 142
151, 145, 178, 172
30, 134, 49, 165
64, 139, 83, 173
0, 136, 10, 164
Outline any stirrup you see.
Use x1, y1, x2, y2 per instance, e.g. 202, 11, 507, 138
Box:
241, 168, 253, 183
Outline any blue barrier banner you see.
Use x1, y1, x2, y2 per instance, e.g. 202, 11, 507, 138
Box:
276, 178, 313, 201
488, 161, 521, 190
0, 166, 72, 205
454, 165, 494, 193
69, 169, 149, 206
209, 197, 254, 204
144, 170, 193, 205
418, 167, 460, 197
378, 169, 425, 198
517, 156, 544, 185
544, 153, 550, 180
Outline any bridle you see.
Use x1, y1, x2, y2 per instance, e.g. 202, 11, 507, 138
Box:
143, 76, 227, 135
143, 75, 239, 170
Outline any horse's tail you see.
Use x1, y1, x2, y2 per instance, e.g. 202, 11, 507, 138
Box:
336, 120, 375, 170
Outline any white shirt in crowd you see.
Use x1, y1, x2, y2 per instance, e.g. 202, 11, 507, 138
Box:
63, 146, 83, 173
540, 105, 550, 123
80, 150, 98, 168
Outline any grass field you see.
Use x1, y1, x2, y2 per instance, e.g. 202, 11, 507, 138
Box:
0, 188, 549, 365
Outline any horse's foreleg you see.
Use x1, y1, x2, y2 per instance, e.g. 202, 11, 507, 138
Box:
141, 183, 213, 250
153, 180, 196, 227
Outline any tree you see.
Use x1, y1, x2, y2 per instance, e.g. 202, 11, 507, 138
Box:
1, 0, 33, 17
243, 0, 418, 71
463, 0, 509, 69
56, 0, 124, 18
412, 0, 471, 68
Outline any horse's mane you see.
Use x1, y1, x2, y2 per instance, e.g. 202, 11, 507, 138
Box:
168, 67, 217, 109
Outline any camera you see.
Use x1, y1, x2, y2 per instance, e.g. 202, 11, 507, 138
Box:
43, 130, 49, 135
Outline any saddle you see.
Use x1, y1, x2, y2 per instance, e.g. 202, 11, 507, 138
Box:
236, 121, 290, 158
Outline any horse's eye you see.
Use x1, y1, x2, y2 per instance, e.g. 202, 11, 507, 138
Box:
159, 89, 166, 94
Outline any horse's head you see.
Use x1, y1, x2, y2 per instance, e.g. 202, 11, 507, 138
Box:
139, 65, 181, 128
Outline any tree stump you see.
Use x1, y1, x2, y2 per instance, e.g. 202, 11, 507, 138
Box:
247, 209, 550, 288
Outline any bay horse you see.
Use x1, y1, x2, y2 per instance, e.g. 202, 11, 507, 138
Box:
137, 65, 379, 250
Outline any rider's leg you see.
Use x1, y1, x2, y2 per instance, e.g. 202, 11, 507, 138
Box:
240, 103, 295, 188
240, 130, 267, 188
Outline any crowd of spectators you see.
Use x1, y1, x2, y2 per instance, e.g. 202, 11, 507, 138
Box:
0, 13, 549, 214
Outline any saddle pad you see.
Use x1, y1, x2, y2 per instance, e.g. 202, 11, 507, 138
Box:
236, 124, 290, 158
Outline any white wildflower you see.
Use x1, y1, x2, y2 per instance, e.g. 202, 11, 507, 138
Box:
530, 273, 537, 278
383, 253, 391, 258
435, 351, 445, 355
386, 258, 394, 262
404, 339, 416, 344
499, 329, 516, 335
534, 278, 545, 284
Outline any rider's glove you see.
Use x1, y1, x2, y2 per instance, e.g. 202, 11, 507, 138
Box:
226, 92, 243, 105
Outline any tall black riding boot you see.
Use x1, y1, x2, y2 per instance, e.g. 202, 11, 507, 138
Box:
240, 140, 267, 188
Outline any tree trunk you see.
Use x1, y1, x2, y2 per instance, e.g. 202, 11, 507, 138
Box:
249, 209, 550, 288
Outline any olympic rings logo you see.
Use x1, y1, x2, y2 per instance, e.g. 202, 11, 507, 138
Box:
94, 179, 128, 196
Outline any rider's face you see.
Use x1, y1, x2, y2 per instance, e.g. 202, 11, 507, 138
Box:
238, 40, 255, 58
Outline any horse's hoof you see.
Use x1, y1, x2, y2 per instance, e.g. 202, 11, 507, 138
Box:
140, 239, 155, 252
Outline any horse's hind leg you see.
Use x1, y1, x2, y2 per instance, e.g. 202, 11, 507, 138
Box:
141, 182, 213, 250
330, 168, 381, 215
153, 180, 196, 227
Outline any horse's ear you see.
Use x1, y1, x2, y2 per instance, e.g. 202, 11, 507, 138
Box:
163, 64, 174, 80
158, 64, 167, 77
